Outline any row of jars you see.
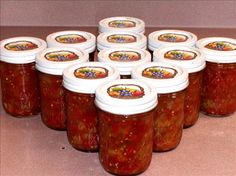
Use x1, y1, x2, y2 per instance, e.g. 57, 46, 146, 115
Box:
1, 17, 236, 176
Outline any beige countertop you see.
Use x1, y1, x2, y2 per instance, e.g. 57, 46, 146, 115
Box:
0, 27, 236, 176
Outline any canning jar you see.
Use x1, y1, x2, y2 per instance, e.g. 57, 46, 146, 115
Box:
132, 62, 189, 151
196, 37, 236, 116
97, 31, 147, 52
98, 48, 151, 79
95, 79, 157, 175
153, 46, 205, 128
63, 62, 119, 151
0, 37, 47, 117
46, 31, 96, 61
148, 30, 197, 57
98, 16, 145, 34
36, 47, 88, 130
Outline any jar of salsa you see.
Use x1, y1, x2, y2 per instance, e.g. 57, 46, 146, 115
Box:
132, 62, 189, 151
148, 30, 197, 57
46, 31, 96, 61
153, 46, 206, 128
98, 16, 145, 34
196, 37, 236, 116
36, 47, 88, 130
97, 31, 147, 52
98, 48, 151, 79
95, 79, 157, 175
63, 62, 119, 151
0, 37, 47, 117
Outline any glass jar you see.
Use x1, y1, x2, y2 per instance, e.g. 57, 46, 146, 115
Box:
197, 37, 236, 116
97, 31, 147, 52
98, 16, 145, 34
95, 79, 157, 175
0, 37, 47, 117
98, 48, 151, 79
148, 30, 197, 57
36, 47, 89, 130
63, 62, 119, 151
46, 31, 96, 61
132, 62, 189, 151
153, 46, 206, 128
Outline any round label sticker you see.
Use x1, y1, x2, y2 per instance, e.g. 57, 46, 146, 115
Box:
108, 20, 136, 28
74, 66, 108, 79
204, 41, 236, 51
142, 66, 177, 79
107, 34, 137, 43
4, 41, 38, 51
107, 84, 145, 99
55, 34, 87, 43
164, 50, 197, 60
158, 33, 188, 43
109, 51, 141, 62
45, 51, 79, 62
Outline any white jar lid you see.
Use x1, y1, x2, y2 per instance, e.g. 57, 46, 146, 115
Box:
98, 48, 151, 75
99, 16, 145, 34
46, 31, 96, 53
36, 47, 89, 75
196, 37, 236, 63
148, 30, 197, 51
153, 46, 206, 73
0, 37, 47, 64
131, 62, 189, 94
63, 62, 120, 94
97, 31, 147, 51
95, 79, 157, 115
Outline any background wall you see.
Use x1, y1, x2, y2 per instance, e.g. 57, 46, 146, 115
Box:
1, 0, 236, 28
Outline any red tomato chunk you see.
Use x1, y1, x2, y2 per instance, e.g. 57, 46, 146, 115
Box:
38, 72, 66, 130
65, 90, 98, 151
1, 61, 40, 116
98, 109, 154, 175
201, 62, 236, 116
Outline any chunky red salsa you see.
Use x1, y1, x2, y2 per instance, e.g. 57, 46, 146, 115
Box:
98, 109, 154, 175
201, 62, 236, 116
184, 71, 203, 128
37, 72, 66, 130
65, 90, 98, 151
1, 61, 40, 116
153, 90, 185, 151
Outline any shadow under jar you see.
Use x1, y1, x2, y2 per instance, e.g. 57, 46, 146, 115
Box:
36, 47, 89, 130
0, 37, 46, 117
132, 62, 189, 151
196, 37, 236, 116
63, 62, 119, 152
95, 79, 157, 175
46, 30, 96, 61
153, 46, 206, 128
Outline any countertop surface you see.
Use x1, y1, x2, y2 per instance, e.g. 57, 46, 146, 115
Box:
0, 26, 236, 176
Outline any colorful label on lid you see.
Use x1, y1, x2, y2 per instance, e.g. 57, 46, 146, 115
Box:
108, 20, 136, 28
107, 34, 137, 43
107, 84, 145, 99
158, 33, 188, 43
142, 66, 177, 79
74, 66, 108, 79
4, 41, 38, 51
164, 50, 197, 60
204, 41, 236, 51
55, 34, 87, 44
109, 51, 141, 62
45, 51, 79, 62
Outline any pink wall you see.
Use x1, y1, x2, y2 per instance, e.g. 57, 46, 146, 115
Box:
1, 0, 236, 28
